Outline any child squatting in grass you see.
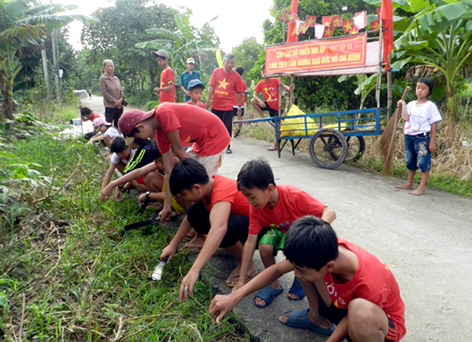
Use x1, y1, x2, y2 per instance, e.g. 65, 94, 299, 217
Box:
210, 216, 406, 342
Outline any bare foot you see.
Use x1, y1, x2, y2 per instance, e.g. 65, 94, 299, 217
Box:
409, 188, 425, 196
268, 144, 278, 151
278, 310, 332, 330
395, 183, 413, 189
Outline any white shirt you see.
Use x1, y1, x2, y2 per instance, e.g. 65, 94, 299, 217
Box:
110, 149, 136, 165
404, 100, 442, 135
104, 126, 121, 139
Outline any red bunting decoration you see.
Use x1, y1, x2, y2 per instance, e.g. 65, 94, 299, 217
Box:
377, 7, 382, 19
305, 15, 317, 27
298, 21, 310, 34
353, 11, 367, 30
370, 19, 380, 30
332, 15, 343, 27
280, 9, 296, 23
323, 26, 334, 37
322, 16, 332, 26
342, 19, 354, 33
349, 26, 360, 35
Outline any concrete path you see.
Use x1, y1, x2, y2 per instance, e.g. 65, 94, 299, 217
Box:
209, 135, 472, 342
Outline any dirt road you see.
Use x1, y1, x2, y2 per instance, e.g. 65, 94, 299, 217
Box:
212, 136, 472, 342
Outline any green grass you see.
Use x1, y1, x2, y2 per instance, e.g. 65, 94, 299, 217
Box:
0, 120, 249, 341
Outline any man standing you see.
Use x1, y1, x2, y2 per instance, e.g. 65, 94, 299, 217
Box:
180, 58, 201, 102
153, 49, 175, 103
205, 54, 243, 154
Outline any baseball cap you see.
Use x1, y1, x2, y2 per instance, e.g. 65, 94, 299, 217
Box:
187, 57, 195, 64
118, 109, 155, 136
92, 117, 111, 127
153, 49, 169, 59
188, 79, 204, 90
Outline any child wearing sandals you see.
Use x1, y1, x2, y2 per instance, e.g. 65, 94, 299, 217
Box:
232, 159, 336, 308
210, 216, 406, 342
160, 158, 258, 300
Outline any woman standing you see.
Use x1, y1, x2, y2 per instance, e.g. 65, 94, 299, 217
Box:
99, 59, 124, 127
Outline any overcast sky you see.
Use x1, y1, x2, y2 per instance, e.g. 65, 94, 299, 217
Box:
55, 0, 275, 52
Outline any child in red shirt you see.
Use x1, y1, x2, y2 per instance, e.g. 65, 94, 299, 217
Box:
232, 159, 336, 308
153, 49, 175, 103
160, 158, 258, 300
185, 79, 207, 109
210, 216, 406, 342
205, 54, 243, 154
118, 105, 230, 222
251, 64, 295, 151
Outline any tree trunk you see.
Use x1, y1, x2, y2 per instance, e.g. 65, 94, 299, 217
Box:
40, 40, 51, 98
51, 29, 61, 102
447, 83, 456, 122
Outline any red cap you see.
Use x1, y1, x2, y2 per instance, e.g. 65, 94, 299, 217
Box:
118, 109, 155, 136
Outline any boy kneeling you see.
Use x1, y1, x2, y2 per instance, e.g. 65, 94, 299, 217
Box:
161, 158, 257, 300
210, 216, 406, 342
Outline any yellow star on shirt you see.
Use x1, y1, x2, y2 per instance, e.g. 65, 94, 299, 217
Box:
218, 78, 230, 89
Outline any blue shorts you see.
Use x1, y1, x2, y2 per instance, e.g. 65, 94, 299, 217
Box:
404, 133, 431, 172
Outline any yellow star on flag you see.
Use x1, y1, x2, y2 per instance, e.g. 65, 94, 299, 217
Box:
218, 78, 229, 89
343, 20, 353, 31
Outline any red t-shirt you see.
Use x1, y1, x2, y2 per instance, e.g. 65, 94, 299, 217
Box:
209, 68, 243, 111
203, 175, 249, 216
254, 78, 281, 111
154, 103, 230, 156
91, 113, 101, 121
186, 101, 207, 110
233, 79, 247, 106
160, 67, 175, 103
325, 239, 406, 340
248, 184, 326, 235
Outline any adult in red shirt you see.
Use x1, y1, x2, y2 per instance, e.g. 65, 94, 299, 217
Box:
205, 54, 243, 154
161, 158, 258, 299
251, 64, 295, 151
118, 104, 230, 221
153, 49, 175, 103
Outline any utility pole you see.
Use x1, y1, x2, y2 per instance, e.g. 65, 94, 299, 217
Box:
51, 28, 61, 102
40, 40, 51, 98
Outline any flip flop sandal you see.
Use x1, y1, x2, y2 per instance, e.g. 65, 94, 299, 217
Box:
288, 277, 306, 300
281, 308, 335, 336
226, 269, 258, 287
253, 285, 283, 308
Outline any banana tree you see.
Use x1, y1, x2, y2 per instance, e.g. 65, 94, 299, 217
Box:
135, 13, 218, 86
390, 0, 472, 121
0, 0, 93, 122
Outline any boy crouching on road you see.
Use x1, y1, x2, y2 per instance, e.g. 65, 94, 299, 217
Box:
232, 159, 336, 308
210, 216, 406, 342
160, 158, 258, 300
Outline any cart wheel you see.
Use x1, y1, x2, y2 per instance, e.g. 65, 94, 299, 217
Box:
309, 129, 348, 169
346, 136, 366, 162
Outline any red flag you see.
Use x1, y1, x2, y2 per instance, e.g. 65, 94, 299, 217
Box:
286, 0, 299, 43
322, 16, 332, 26
353, 11, 367, 30
381, 0, 393, 68
298, 21, 310, 34
342, 19, 354, 33
349, 26, 360, 35
323, 26, 334, 38
370, 19, 380, 31
332, 15, 343, 27
377, 7, 382, 19
305, 15, 316, 27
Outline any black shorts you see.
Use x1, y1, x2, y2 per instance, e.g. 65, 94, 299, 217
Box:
232, 107, 245, 117
187, 202, 248, 248
317, 294, 399, 342
261, 103, 279, 117
105, 107, 123, 127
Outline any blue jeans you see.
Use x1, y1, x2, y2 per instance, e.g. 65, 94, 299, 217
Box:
404, 134, 431, 172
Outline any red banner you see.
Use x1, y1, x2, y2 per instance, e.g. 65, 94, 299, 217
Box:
265, 34, 367, 74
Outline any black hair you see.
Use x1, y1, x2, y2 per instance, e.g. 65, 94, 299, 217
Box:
417, 77, 434, 96
235, 67, 244, 76
283, 216, 339, 271
149, 141, 162, 161
133, 138, 151, 147
125, 126, 140, 138
169, 158, 209, 196
110, 137, 127, 153
80, 107, 92, 115
237, 159, 275, 191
